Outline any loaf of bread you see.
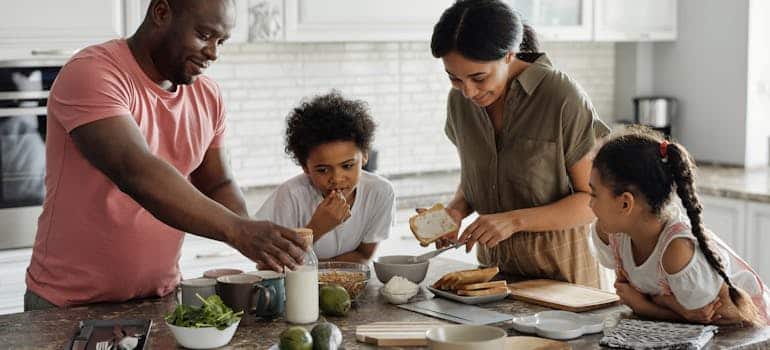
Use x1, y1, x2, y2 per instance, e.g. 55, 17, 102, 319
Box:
409, 203, 459, 246
432, 267, 499, 291
456, 286, 509, 296
456, 280, 507, 291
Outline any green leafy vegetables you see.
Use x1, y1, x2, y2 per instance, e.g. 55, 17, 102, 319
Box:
165, 294, 243, 330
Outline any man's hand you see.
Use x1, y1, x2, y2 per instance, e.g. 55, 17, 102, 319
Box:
307, 190, 351, 237
227, 219, 307, 272
415, 207, 463, 249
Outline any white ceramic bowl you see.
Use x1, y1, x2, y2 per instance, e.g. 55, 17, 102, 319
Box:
166, 319, 240, 349
511, 310, 604, 340
373, 255, 429, 284
426, 325, 507, 350
380, 287, 418, 304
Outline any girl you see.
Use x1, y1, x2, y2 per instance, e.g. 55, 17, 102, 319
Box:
254, 91, 395, 264
430, 0, 610, 287
590, 127, 769, 326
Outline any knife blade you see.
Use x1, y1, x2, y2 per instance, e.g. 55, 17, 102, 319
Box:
71, 324, 93, 350
411, 241, 466, 263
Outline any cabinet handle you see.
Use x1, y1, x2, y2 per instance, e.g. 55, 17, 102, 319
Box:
195, 251, 237, 259
30, 49, 76, 56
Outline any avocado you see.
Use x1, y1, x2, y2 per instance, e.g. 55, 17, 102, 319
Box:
319, 284, 351, 317
279, 326, 313, 350
311, 322, 343, 350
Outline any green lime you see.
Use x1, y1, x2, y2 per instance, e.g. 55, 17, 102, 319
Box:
311, 321, 343, 350
279, 326, 313, 350
319, 284, 351, 317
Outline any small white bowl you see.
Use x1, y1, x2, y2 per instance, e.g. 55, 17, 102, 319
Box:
511, 310, 604, 340
380, 287, 418, 304
166, 319, 240, 349
426, 325, 507, 350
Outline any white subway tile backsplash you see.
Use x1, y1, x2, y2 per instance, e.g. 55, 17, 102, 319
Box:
207, 41, 615, 187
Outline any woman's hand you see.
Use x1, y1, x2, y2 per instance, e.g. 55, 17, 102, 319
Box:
415, 207, 464, 248
307, 190, 351, 237
458, 211, 522, 252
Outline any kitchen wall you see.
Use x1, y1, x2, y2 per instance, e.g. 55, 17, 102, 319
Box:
206, 41, 615, 188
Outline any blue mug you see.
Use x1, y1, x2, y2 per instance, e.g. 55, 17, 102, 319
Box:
247, 270, 286, 319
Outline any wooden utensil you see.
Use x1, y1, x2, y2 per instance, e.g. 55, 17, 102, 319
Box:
508, 279, 619, 312
507, 336, 572, 350
355, 321, 446, 346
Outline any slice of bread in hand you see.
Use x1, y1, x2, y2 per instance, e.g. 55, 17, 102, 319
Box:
432, 267, 500, 291
456, 280, 507, 291
456, 286, 509, 296
409, 203, 459, 246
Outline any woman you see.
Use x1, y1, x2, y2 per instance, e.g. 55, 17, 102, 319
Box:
430, 0, 610, 287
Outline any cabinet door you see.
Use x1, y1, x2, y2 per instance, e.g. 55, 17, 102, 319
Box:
0, 0, 124, 59
284, 0, 454, 42
746, 202, 770, 283
700, 195, 747, 257
594, 0, 677, 41
508, 0, 593, 41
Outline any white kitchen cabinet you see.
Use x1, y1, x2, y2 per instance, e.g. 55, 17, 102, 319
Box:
746, 202, 770, 282
594, 0, 677, 41
509, 0, 593, 41
283, 0, 454, 42
0, 0, 124, 60
0, 248, 32, 315
700, 194, 747, 257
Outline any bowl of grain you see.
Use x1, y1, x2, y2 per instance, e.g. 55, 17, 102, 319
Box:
318, 261, 370, 300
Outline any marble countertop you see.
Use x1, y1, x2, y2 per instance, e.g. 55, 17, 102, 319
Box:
1, 258, 769, 349
697, 165, 770, 203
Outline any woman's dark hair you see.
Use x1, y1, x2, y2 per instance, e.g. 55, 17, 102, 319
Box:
430, 0, 540, 61
594, 127, 763, 326
285, 91, 376, 167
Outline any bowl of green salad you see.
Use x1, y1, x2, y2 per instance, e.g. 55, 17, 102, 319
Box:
165, 294, 243, 349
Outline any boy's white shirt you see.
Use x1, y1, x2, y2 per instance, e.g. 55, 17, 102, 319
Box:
254, 171, 395, 260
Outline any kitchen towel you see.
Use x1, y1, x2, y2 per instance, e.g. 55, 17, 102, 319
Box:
600, 319, 718, 350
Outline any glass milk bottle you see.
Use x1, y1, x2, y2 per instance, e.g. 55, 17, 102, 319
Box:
284, 228, 319, 324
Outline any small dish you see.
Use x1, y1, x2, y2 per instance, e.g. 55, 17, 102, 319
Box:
511, 310, 604, 340
373, 255, 429, 284
166, 319, 240, 349
380, 287, 418, 304
426, 286, 509, 305
318, 261, 370, 300
426, 325, 507, 350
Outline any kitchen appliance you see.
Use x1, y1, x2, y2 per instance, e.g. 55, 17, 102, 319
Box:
0, 59, 65, 250
633, 96, 677, 136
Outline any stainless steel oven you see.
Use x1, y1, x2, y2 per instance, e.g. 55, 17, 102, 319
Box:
0, 58, 64, 250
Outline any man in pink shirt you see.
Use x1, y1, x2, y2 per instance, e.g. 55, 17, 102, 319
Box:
24, 0, 306, 309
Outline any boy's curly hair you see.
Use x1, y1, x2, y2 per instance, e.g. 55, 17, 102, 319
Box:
285, 91, 376, 167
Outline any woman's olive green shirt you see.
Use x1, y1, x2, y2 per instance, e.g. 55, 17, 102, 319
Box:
445, 53, 610, 286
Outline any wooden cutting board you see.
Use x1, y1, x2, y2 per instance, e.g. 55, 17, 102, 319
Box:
507, 336, 571, 349
508, 279, 619, 312
355, 321, 445, 346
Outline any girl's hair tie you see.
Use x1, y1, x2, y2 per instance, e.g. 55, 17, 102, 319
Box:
660, 140, 670, 163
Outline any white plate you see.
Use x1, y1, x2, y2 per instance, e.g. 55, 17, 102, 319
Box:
511, 310, 604, 340
426, 286, 510, 305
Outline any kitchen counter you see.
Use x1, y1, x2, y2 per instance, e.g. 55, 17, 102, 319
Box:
697, 164, 770, 203
1, 258, 769, 349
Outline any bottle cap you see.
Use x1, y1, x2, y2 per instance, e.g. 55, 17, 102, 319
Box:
293, 228, 314, 248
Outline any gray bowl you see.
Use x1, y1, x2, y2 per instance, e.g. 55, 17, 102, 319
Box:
373, 255, 429, 284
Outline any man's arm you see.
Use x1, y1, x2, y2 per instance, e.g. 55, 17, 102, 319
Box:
70, 116, 305, 271
190, 147, 248, 217
324, 243, 378, 264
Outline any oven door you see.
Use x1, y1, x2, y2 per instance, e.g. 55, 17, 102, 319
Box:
0, 65, 59, 249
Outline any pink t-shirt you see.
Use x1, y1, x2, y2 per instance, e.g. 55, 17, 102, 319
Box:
26, 39, 226, 306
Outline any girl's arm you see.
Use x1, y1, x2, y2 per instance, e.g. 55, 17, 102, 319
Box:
325, 242, 377, 264
615, 279, 685, 321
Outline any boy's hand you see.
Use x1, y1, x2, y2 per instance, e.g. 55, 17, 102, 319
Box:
307, 190, 351, 236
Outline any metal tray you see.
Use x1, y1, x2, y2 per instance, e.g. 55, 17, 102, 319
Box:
66, 319, 152, 350
427, 286, 510, 304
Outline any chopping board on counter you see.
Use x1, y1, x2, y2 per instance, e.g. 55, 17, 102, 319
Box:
507, 336, 571, 349
355, 321, 445, 346
507, 279, 619, 312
